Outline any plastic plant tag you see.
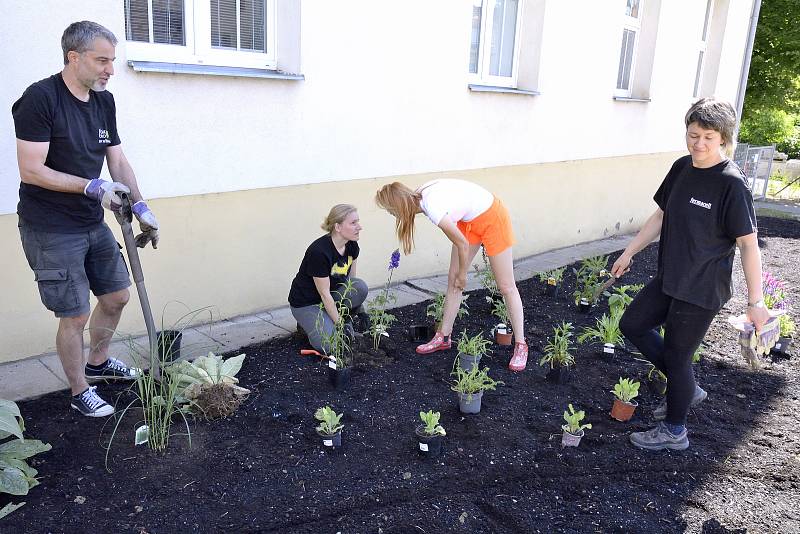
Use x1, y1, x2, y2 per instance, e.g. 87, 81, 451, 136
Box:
580, 298, 589, 306
496, 323, 508, 334
328, 359, 337, 370
323, 439, 333, 447
547, 277, 556, 286
419, 442, 429, 452
380, 331, 389, 338
775, 342, 782, 350
135, 425, 149, 446
603, 343, 615, 354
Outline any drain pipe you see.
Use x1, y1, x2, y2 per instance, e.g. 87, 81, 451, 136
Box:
734, 0, 762, 141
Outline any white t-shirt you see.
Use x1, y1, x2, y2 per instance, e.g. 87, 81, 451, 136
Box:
418, 179, 494, 226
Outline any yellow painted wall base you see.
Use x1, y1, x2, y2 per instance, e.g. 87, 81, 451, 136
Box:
0, 152, 680, 364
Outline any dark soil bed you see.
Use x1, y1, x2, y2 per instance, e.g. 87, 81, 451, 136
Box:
4, 217, 800, 533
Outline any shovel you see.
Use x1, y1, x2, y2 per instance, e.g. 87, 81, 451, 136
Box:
591, 258, 634, 302
114, 193, 161, 379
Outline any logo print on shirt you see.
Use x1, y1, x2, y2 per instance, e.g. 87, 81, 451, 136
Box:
331, 256, 354, 276
689, 197, 712, 210
98, 129, 111, 144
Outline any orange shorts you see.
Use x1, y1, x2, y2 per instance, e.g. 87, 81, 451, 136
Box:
457, 197, 515, 256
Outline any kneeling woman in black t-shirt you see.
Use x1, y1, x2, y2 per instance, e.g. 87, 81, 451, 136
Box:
288, 204, 368, 353
610, 98, 769, 452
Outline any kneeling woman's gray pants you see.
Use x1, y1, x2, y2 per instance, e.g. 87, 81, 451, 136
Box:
290, 278, 368, 353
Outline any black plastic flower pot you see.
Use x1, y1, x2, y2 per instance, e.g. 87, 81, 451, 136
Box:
156, 330, 182, 363
545, 278, 559, 297
546, 366, 571, 385
415, 425, 444, 458
647, 376, 667, 396
408, 324, 436, 342
600, 343, 616, 362
770, 336, 792, 356
317, 430, 342, 449
577, 298, 591, 313
327, 363, 351, 391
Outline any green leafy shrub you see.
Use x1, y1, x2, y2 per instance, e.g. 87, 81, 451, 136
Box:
539, 322, 575, 369
0, 399, 51, 519
426, 292, 469, 328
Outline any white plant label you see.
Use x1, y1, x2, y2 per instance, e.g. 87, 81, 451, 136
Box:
419, 443, 429, 452
603, 346, 615, 354
328, 360, 337, 370
775, 343, 782, 350
580, 298, 589, 306
135, 425, 149, 446
323, 439, 333, 447
547, 278, 556, 286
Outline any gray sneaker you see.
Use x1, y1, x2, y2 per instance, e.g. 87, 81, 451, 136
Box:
630, 422, 689, 451
653, 385, 707, 421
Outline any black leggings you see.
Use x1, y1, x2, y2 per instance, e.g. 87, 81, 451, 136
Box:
619, 277, 718, 426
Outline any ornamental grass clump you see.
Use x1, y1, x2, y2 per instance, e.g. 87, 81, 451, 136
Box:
367, 249, 401, 349
578, 313, 624, 347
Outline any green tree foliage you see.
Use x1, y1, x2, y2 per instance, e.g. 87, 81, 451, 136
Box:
740, 0, 800, 157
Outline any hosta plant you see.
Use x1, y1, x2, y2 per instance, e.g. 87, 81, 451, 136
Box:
611, 378, 641, 403
0, 399, 52, 519
418, 410, 446, 436
315, 406, 344, 436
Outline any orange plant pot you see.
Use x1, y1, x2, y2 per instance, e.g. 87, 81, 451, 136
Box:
610, 399, 638, 422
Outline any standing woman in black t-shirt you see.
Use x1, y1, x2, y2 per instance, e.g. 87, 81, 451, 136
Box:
288, 204, 369, 353
610, 98, 769, 451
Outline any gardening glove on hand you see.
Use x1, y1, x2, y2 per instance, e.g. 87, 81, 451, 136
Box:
132, 201, 160, 249
84, 179, 130, 212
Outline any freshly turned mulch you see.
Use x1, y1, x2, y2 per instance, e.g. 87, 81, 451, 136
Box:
3, 216, 798, 533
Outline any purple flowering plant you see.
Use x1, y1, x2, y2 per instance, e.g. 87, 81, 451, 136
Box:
367, 250, 401, 349
762, 272, 788, 310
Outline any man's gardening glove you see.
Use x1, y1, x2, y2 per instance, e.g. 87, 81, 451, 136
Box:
132, 201, 160, 249
84, 178, 130, 212
728, 313, 782, 369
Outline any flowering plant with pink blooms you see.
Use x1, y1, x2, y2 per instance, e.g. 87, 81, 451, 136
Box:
762, 272, 788, 310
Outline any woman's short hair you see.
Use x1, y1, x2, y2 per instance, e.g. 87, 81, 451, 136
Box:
321, 204, 357, 233
61, 21, 118, 65
684, 97, 737, 152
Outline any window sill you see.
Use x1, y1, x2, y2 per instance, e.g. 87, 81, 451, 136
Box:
468, 84, 540, 96
127, 61, 305, 80
613, 96, 651, 103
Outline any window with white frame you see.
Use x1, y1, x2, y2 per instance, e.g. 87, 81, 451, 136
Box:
469, 0, 523, 88
693, 0, 714, 97
615, 0, 643, 97
124, 0, 276, 69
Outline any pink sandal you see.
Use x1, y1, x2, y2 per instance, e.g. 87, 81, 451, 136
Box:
416, 332, 452, 355
508, 341, 528, 372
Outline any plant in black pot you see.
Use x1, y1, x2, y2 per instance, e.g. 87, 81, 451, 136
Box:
316, 280, 355, 391
572, 255, 608, 312
490, 299, 513, 346
538, 267, 566, 297
561, 403, 591, 448
367, 249, 400, 349
315, 406, 344, 449
539, 322, 575, 384
414, 292, 469, 342
577, 313, 624, 361
456, 330, 492, 372
637, 359, 668, 396
415, 409, 446, 457
450, 363, 503, 415
772, 314, 795, 357
609, 377, 640, 422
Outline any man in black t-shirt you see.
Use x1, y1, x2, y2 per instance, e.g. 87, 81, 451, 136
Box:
12, 21, 160, 417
